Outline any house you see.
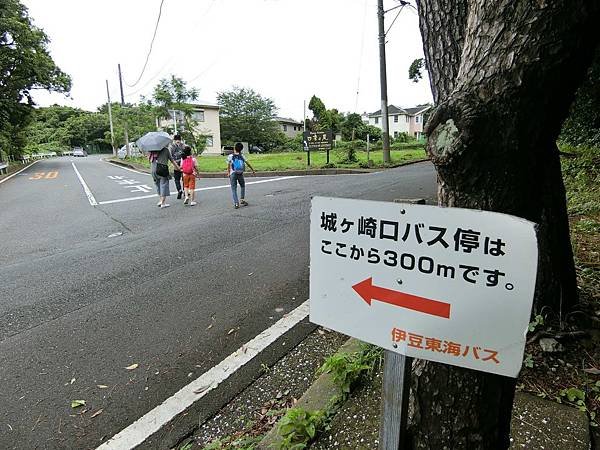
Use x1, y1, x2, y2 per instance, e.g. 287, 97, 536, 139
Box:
275, 117, 304, 138
157, 103, 222, 154
367, 104, 431, 140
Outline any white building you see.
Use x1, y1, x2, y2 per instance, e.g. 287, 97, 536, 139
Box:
367, 104, 431, 140
275, 117, 304, 138
158, 103, 222, 154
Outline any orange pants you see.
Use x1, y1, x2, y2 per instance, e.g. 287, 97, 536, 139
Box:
183, 174, 196, 190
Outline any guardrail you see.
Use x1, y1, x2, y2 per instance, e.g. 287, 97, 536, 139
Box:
21, 151, 61, 163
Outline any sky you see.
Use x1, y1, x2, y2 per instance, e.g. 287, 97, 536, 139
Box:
22, 0, 433, 120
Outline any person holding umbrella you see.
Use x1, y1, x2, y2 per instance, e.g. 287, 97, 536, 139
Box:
137, 132, 182, 208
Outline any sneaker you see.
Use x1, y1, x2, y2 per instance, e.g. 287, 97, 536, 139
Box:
157, 201, 162, 207
240, 199, 248, 206
234, 203, 239, 209
177, 191, 182, 199
189, 201, 197, 206
161, 203, 170, 208
183, 197, 189, 205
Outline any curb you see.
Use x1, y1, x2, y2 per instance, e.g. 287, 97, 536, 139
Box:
257, 337, 362, 449
105, 158, 431, 178
256, 337, 591, 449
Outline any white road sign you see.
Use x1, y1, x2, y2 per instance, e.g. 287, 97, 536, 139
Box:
310, 196, 538, 377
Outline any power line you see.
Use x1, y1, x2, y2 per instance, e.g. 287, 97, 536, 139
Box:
126, 0, 166, 88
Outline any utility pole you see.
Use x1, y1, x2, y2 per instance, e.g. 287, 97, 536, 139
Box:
377, 0, 391, 164
106, 80, 116, 156
118, 64, 131, 158
169, 109, 178, 134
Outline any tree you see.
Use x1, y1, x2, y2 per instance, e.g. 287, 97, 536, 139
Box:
408, 1, 600, 448
308, 95, 326, 122
0, 0, 71, 157
99, 102, 156, 148
151, 75, 200, 147
341, 113, 381, 142
560, 49, 600, 148
408, 58, 424, 83
217, 86, 284, 148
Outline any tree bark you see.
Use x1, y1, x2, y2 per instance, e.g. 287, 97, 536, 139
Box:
409, 0, 600, 447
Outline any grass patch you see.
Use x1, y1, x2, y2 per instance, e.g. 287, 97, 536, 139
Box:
121, 147, 427, 173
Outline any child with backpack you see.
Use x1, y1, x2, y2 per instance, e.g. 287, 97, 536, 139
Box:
227, 142, 256, 209
180, 145, 198, 206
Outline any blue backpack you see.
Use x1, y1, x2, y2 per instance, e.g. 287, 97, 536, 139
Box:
231, 154, 245, 173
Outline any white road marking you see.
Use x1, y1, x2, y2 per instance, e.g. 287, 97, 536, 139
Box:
71, 162, 98, 206
97, 176, 299, 205
103, 159, 150, 176
96, 299, 310, 450
0, 160, 39, 185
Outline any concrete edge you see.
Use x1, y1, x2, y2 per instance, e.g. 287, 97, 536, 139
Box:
105, 158, 431, 178
257, 337, 362, 449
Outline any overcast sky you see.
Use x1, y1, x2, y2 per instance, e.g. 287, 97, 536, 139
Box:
22, 0, 433, 120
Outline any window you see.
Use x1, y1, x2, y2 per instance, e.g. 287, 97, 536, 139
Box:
375, 117, 379, 124
283, 124, 288, 131
394, 131, 399, 138
394, 115, 398, 123
406, 116, 409, 123
193, 111, 205, 122
205, 135, 213, 147
416, 116, 420, 123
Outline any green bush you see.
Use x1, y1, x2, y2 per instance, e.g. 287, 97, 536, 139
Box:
561, 145, 600, 215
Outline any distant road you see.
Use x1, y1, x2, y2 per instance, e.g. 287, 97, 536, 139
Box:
0, 154, 436, 449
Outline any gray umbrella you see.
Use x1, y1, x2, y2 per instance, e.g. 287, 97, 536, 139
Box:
136, 131, 172, 152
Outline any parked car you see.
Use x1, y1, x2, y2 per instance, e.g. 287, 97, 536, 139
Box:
117, 143, 141, 159
72, 147, 87, 157
249, 145, 265, 154
221, 145, 235, 156
221, 142, 249, 155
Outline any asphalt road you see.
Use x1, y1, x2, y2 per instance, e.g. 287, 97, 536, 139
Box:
0, 155, 436, 449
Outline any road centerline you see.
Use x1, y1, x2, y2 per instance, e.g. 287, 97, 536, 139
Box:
71, 162, 98, 206
96, 299, 310, 450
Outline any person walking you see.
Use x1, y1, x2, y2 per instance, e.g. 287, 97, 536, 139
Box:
168, 134, 186, 199
180, 145, 199, 206
150, 145, 181, 208
227, 142, 256, 209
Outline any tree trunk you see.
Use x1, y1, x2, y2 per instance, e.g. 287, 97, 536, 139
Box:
409, 0, 600, 447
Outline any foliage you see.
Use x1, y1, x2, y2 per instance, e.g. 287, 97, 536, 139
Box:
308, 95, 326, 122
560, 145, 600, 215
277, 408, 325, 449
149, 75, 203, 148
339, 113, 381, 142
0, 0, 71, 158
217, 86, 284, 148
522, 353, 534, 369
98, 102, 156, 148
409, 58, 425, 83
272, 134, 304, 153
318, 344, 382, 394
527, 314, 545, 332
202, 435, 261, 450
560, 49, 600, 148
337, 140, 361, 165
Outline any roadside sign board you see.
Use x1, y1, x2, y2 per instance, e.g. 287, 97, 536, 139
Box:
310, 197, 538, 377
303, 130, 332, 151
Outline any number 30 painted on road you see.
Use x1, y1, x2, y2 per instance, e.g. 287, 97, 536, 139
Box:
29, 171, 58, 180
